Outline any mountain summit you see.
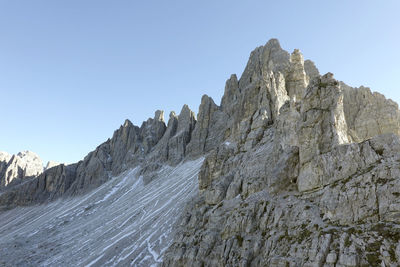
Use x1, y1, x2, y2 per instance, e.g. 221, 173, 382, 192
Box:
1, 39, 400, 266
0, 151, 43, 187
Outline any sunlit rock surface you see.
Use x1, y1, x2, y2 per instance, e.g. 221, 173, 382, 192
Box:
162, 40, 400, 266
0, 151, 43, 187
2, 38, 400, 266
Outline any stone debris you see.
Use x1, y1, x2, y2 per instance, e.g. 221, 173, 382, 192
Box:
2, 38, 400, 266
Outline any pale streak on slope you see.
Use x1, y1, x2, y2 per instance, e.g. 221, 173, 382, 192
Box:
0, 158, 204, 267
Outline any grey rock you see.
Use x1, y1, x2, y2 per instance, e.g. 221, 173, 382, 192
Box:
0, 111, 168, 206
2, 38, 400, 267
297, 73, 350, 191
0, 151, 11, 163
342, 82, 400, 142
286, 49, 308, 100
0, 163, 77, 208
304, 59, 320, 81
162, 39, 400, 266
146, 105, 196, 167
0, 158, 204, 266
44, 161, 60, 170
0, 151, 43, 187
151, 111, 179, 163
67, 110, 167, 194
166, 105, 196, 164
221, 74, 240, 115
326, 252, 337, 264
186, 95, 228, 157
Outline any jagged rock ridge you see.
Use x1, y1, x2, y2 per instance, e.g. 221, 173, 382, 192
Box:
1, 38, 400, 266
0, 107, 197, 207
162, 39, 400, 266
0, 151, 62, 190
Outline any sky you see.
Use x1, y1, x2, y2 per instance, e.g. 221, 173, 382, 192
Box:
0, 0, 399, 164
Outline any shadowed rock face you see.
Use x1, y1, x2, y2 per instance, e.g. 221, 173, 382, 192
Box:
2, 38, 400, 266
0, 111, 169, 207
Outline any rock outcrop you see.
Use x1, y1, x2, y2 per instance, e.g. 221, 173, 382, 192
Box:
0, 152, 12, 185
0, 107, 195, 207
150, 105, 196, 164
162, 39, 400, 266
0, 151, 44, 187
2, 38, 400, 266
44, 160, 60, 170
297, 73, 350, 192
186, 96, 227, 157
286, 49, 308, 100
0, 111, 168, 207
342, 82, 400, 142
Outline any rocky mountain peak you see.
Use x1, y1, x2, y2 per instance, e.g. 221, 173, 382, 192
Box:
154, 109, 165, 122
161, 39, 400, 266
16, 150, 41, 161
286, 48, 308, 100
3, 38, 400, 205
2, 38, 400, 266
221, 74, 239, 113
304, 59, 320, 80
0, 150, 44, 187
44, 160, 60, 171
122, 118, 132, 128
168, 110, 177, 120
239, 39, 290, 90
0, 151, 11, 163
176, 104, 195, 133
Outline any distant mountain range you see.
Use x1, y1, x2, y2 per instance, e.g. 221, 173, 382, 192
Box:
0, 150, 59, 187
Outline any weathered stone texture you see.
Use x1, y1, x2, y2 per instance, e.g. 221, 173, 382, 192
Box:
0, 151, 43, 187
2, 38, 400, 266
162, 39, 400, 266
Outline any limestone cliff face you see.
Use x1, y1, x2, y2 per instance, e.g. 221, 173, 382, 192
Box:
186, 95, 227, 157
2, 38, 400, 265
162, 40, 400, 266
0, 111, 169, 206
44, 161, 60, 170
150, 105, 196, 165
286, 49, 308, 100
0, 151, 43, 187
342, 82, 400, 142
0, 105, 197, 207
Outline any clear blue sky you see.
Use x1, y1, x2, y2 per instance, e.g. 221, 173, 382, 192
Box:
1, 0, 399, 164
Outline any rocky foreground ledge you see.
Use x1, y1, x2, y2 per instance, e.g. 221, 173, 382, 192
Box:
2, 39, 400, 266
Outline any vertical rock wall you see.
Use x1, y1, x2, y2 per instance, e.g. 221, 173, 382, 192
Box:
162, 39, 400, 266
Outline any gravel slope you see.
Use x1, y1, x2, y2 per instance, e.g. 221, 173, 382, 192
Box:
0, 158, 203, 267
